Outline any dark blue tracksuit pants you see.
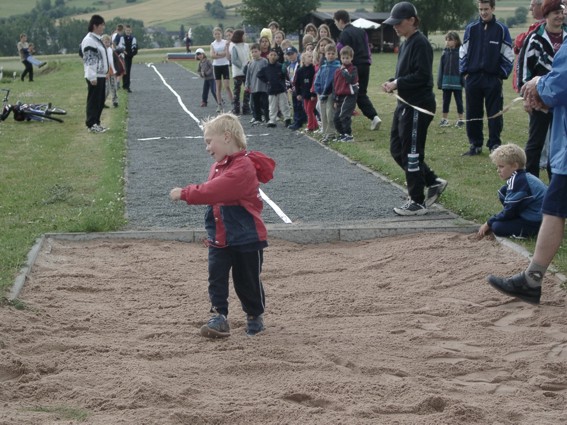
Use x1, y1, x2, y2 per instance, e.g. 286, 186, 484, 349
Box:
207, 246, 265, 317
464, 73, 504, 151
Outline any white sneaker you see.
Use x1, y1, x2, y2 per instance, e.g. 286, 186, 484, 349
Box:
88, 124, 108, 133
370, 115, 382, 131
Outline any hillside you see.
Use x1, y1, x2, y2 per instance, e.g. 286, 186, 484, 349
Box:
70, 0, 242, 27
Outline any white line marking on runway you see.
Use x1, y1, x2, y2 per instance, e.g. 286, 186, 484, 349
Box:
137, 134, 270, 141
147, 63, 292, 224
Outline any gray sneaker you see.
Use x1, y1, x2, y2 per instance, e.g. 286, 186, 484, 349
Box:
246, 314, 265, 336
200, 313, 231, 338
425, 178, 448, 207
393, 200, 427, 216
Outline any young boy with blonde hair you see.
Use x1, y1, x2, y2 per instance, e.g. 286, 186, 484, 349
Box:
478, 143, 547, 239
170, 113, 276, 338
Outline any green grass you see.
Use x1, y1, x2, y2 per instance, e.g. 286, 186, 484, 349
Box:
1, 47, 565, 299
0, 56, 127, 296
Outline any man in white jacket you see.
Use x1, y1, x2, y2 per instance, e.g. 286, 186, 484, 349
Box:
81, 15, 109, 133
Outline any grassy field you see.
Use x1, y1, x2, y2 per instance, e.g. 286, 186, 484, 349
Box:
1, 42, 566, 299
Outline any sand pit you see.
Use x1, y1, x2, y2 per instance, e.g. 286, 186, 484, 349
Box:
1, 232, 567, 424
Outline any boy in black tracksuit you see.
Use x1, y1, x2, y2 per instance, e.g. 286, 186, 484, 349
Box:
382, 2, 447, 216
257, 49, 291, 128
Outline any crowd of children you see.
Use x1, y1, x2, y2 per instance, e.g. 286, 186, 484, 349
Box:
194, 20, 377, 143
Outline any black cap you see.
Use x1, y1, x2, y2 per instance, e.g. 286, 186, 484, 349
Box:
383, 1, 418, 25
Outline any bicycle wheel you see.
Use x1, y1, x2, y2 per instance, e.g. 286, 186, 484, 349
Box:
25, 111, 64, 123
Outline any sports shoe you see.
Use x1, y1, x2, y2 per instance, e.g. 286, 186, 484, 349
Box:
462, 146, 482, 156
39, 62, 47, 68
246, 314, 265, 336
216, 105, 223, 113
200, 101, 207, 107
370, 115, 382, 131
439, 118, 450, 127
489, 144, 501, 153
486, 272, 541, 304
267, 122, 276, 128
393, 200, 427, 216
200, 313, 231, 338
320, 134, 332, 145
287, 124, 302, 131
425, 178, 448, 207
455, 120, 464, 128
113, 102, 118, 108
339, 134, 354, 142
88, 124, 108, 133
251, 119, 262, 125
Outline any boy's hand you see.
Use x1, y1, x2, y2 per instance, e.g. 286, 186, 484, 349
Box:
170, 188, 182, 201
477, 222, 491, 238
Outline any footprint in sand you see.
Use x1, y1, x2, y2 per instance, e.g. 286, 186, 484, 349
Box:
493, 307, 534, 328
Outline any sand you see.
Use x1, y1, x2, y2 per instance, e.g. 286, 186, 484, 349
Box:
1, 232, 567, 424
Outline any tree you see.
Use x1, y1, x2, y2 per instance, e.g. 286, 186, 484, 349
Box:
515, 7, 528, 25
240, 0, 320, 34
374, 0, 478, 37
206, 0, 227, 20
192, 24, 214, 45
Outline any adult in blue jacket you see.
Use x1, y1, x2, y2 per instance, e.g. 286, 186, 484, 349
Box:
459, 0, 514, 156
487, 35, 567, 305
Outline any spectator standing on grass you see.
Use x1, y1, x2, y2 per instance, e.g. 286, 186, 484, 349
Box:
245, 43, 269, 124
516, 0, 566, 179
169, 113, 276, 338
17, 33, 46, 82
101, 34, 119, 109
286, 46, 307, 131
459, 0, 514, 156
111, 24, 124, 88
437, 31, 465, 128
478, 144, 547, 239
382, 2, 448, 216
185, 29, 192, 53
313, 43, 341, 144
317, 24, 332, 43
294, 50, 318, 133
81, 14, 109, 133
333, 45, 358, 143
257, 48, 291, 128
334, 9, 382, 131
486, 38, 567, 305
196, 48, 216, 108
230, 30, 251, 115
120, 24, 137, 93
512, 0, 545, 93
272, 31, 286, 63
210, 27, 234, 113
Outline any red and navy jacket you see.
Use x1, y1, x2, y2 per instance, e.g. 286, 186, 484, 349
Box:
333, 63, 359, 99
180, 150, 276, 249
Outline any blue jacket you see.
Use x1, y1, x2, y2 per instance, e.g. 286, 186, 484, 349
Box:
460, 16, 514, 79
538, 41, 567, 175
313, 58, 341, 98
488, 169, 547, 227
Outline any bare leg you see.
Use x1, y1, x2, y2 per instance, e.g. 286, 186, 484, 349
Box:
223, 78, 233, 103
531, 215, 565, 267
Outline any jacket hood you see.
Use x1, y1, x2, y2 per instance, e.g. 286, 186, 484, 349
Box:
246, 151, 276, 183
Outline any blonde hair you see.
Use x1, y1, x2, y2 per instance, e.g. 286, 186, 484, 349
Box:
202, 113, 247, 149
300, 50, 313, 66
280, 39, 293, 50
489, 143, 526, 168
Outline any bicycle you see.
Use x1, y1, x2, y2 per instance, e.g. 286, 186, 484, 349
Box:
1, 89, 67, 123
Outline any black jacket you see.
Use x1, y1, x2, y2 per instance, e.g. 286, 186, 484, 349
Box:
294, 64, 316, 99
337, 23, 370, 66
394, 30, 435, 109
257, 61, 287, 95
